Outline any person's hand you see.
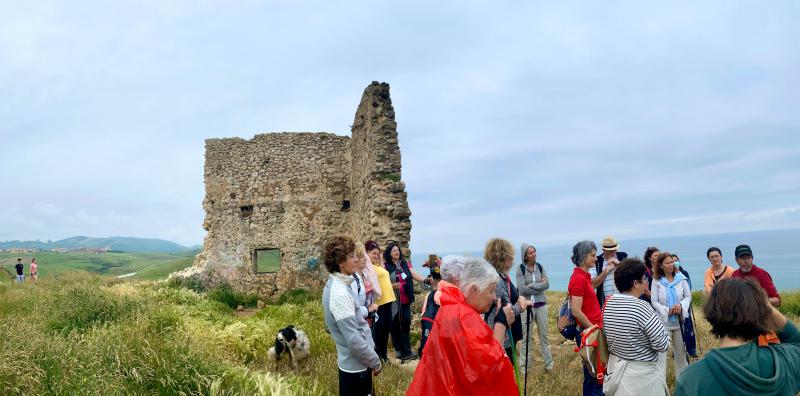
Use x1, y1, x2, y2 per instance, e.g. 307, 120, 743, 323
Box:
373, 365, 382, 376
670, 305, 681, 315
520, 298, 532, 310
502, 304, 515, 325
368, 303, 378, 312
541, 276, 548, 283
392, 282, 401, 290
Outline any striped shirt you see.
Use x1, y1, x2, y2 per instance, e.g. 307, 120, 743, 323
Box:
603, 293, 670, 362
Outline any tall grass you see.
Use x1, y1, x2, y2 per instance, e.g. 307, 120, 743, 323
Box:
1, 275, 797, 395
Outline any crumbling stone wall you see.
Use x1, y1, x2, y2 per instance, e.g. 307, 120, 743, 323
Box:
177, 82, 412, 298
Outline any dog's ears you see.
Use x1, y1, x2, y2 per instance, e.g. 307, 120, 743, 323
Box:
274, 337, 284, 355
287, 325, 295, 329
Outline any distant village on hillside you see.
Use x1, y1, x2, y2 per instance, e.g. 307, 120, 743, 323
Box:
0, 247, 110, 254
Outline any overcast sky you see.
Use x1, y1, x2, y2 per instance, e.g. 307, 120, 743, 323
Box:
2, 1, 799, 251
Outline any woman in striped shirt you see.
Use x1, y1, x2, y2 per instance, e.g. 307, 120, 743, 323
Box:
603, 258, 670, 396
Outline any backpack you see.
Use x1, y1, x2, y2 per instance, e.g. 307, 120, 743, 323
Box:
418, 291, 440, 357
575, 295, 613, 384
518, 262, 543, 278
557, 295, 578, 340
575, 323, 610, 384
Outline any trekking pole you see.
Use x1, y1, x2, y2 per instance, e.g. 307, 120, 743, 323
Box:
691, 306, 702, 356
508, 326, 522, 396
524, 306, 532, 396
678, 315, 691, 363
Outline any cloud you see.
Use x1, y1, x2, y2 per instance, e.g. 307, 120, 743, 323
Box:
0, 1, 798, 252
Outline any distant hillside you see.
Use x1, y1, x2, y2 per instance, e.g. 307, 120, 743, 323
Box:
0, 236, 199, 253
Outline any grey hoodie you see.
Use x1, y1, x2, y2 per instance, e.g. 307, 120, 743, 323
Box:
516, 243, 549, 304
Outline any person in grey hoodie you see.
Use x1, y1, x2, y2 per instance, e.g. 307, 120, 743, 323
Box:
516, 243, 554, 371
322, 236, 382, 396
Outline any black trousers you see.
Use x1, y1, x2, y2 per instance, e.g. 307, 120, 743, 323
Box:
373, 303, 393, 360
390, 303, 413, 357
338, 368, 373, 396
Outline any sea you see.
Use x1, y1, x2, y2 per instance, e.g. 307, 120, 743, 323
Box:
409, 228, 800, 291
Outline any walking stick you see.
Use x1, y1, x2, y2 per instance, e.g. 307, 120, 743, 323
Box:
524, 306, 532, 396
690, 306, 703, 356
678, 315, 691, 363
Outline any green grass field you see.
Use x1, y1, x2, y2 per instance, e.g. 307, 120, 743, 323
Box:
1, 273, 798, 395
0, 250, 196, 282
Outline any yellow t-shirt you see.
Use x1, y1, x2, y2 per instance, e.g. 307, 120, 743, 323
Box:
374, 264, 396, 306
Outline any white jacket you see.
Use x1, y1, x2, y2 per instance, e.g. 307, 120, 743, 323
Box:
650, 277, 692, 330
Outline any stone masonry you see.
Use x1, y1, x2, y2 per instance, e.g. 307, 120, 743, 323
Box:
175, 82, 412, 298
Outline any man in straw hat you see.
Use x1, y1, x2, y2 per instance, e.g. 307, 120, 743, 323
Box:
590, 236, 628, 306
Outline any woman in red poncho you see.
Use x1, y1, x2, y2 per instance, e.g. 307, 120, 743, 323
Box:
407, 257, 518, 396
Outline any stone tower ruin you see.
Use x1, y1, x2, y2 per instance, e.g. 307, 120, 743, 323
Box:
177, 82, 412, 298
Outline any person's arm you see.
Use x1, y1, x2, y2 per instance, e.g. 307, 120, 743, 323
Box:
408, 267, 426, 283
493, 323, 507, 346
642, 310, 671, 352
590, 266, 608, 288
679, 280, 692, 318
571, 295, 593, 328
770, 305, 799, 345
516, 266, 536, 296
703, 269, 714, 296
762, 274, 781, 307
591, 262, 614, 288
650, 282, 669, 318
531, 265, 549, 291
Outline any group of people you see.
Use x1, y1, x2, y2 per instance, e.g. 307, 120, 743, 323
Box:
570, 237, 796, 396
320, 234, 799, 396
11, 257, 38, 283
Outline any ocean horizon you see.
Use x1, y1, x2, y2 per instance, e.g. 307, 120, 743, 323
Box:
410, 228, 800, 291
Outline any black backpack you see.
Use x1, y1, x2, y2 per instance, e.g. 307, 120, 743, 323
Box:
519, 262, 543, 278
418, 291, 440, 357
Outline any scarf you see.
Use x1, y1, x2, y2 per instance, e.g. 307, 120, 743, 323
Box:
659, 272, 686, 323
360, 253, 381, 300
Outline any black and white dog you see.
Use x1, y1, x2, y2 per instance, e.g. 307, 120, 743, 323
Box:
268, 325, 310, 368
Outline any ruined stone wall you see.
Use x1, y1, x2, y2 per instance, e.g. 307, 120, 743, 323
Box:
349, 82, 412, 255
193, 133, 351, 296
179, 82, 412, 299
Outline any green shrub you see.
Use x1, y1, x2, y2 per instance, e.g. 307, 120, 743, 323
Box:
778, 290, 800, 316
379, 172, 402, 182
47, 285, 138, 333
208, 283, 258, 309
691, 290, 706, 307
167, 274, 206, 293
273, 288, 319, 305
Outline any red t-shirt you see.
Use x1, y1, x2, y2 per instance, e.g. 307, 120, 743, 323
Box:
568, 267, 602, 325
732, 265, 780, 301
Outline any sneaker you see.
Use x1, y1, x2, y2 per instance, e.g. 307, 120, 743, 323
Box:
399, 352, 419, 362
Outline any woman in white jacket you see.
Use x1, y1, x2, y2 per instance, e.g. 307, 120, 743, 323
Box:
651, 252, 692, 379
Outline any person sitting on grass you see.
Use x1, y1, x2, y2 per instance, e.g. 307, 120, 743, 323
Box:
406, 257, 518, 395
674, 278, 800, 396
322, 236, 382, 396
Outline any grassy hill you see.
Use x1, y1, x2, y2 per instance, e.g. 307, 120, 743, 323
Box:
0, 236, 197, 253
0, 250, 197, 282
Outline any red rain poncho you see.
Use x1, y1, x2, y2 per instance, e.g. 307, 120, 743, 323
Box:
406, 284, 518, 395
